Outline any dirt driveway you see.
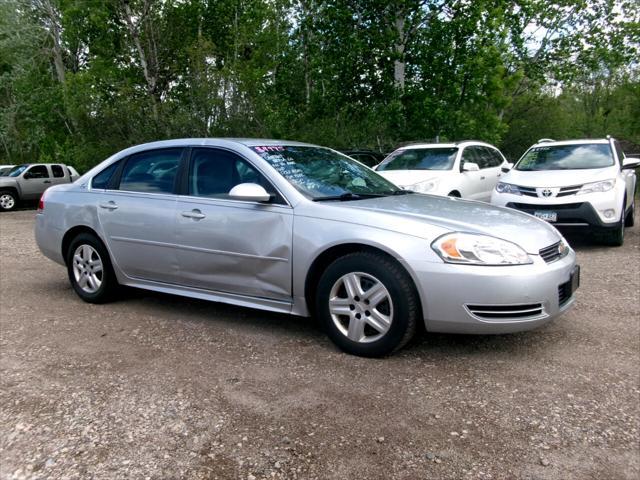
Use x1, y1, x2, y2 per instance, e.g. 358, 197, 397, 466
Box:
1, 209, 638, 480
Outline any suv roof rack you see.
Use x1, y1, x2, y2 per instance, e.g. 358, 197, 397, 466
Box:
537, 138, 555, 143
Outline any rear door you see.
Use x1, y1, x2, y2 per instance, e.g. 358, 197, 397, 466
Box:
479, 147, 505, 201
95, 148, 184, 284
175, 147, 293, 301
50, 164, 69, 186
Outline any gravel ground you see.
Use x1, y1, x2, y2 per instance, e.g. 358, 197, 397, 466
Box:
1, 209, 638, 480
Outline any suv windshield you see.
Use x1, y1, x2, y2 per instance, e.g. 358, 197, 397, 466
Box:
250, 146, 402, 200
7, 165, 28, 177
516, 144, 614, 171
376, 148, 458, 171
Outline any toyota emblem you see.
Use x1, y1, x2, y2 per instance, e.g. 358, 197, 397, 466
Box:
542, 189, 552, 197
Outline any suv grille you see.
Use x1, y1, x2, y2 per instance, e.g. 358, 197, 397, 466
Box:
466, 303, 544, 320
539, 241, 563, 263
556, 185, 583, 197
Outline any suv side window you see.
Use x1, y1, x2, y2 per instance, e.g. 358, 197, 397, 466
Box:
188, 148, 282, 203
613, 141, 625, 165
51, 165, 65, 178
118, 149, 182, 194
25, 165, 49, 179
461, 146, 481, 168
483, 147, 504, 168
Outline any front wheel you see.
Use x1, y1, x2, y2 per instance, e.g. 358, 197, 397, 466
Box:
315, 252, 419, 357
66, 233, 119, 303
0, 191, 17, 211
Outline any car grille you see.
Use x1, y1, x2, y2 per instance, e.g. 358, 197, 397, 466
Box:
539, 241, 563, 263
466, 303, 545, 320
509, 202, 584, 211
556, 185, 583, 197
558, 280, 573, 306
517, 186, 538, 197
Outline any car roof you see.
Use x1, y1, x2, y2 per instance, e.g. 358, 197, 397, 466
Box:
531, 138, 610, 148
128, 138, 320, 150
398, 140, 496, 150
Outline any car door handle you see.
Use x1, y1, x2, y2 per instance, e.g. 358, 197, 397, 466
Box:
181, 209, 206, 219
99, 201, 118, 210
43, 180, 51, 184
480, 176, 486, 180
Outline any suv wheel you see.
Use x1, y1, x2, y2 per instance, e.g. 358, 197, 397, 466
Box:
66, 233, 119, 303
315, 251, 419, 357
624, 200, 635, 227
0, 191, 17, 211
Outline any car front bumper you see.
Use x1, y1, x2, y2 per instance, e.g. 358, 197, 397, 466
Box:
410, 250, 577, 334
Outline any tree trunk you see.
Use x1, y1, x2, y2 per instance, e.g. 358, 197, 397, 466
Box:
393, 15, 405, 92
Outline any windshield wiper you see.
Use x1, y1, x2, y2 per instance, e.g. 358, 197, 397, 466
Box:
384, 189, 414, 195
313, 192, 386, 202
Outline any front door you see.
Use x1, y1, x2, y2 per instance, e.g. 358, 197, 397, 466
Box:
96, 148, 184, 284
21, 165, 51, 199
175, 147, 293, 301
458, 147, 485, 200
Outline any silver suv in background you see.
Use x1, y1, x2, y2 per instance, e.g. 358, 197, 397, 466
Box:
0, 163, 79, 211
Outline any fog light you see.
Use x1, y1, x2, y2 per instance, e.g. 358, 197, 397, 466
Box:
602, 209, 615, 219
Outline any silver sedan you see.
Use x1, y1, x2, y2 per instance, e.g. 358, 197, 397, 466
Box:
35, 139, 579, 357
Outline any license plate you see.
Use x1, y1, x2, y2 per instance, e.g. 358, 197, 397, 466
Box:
570, 265, 580, 295
534, 211, 557, 222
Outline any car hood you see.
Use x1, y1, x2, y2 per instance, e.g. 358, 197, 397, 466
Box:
502, 166, 616, 187
318, 194, 561, 254
377, 169, 453, 187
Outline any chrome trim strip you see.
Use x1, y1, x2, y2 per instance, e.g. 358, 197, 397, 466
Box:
110, 236, 289, 262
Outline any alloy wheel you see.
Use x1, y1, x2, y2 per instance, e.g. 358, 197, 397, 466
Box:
72, 244, 104, 294
328, 272, 394, 343
0, 193, 15, 210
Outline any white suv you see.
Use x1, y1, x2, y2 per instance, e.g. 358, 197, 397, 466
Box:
374, 141, 508, 201
491, 138, 639, 246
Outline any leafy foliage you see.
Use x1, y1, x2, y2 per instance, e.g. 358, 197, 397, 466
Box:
0, 0, 638, 171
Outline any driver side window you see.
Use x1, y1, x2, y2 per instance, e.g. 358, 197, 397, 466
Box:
188, 148, 283, 203
25, 165, 49, 179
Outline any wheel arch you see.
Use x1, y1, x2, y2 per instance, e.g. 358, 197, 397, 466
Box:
448, 190, 461, 197
304, 242, 424, 319
0, 186, 20, 198
61, 225, 104, 265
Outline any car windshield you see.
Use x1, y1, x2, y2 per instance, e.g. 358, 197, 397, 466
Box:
250, 145, 403, 200
516, 144, 614, 171
7, 165, 28, 177
376, 148, 458, 171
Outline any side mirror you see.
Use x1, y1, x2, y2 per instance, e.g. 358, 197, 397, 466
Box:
622, 157, 640, 169
23, 171, 33, 179
501, 162, 514, 173
228, 183, 271, 202
462, 162, 480, 172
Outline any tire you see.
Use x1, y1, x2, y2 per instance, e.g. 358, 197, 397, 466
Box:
66, 233, 119, 303
448, 191, 461, 198
315, 251, 419, 357
600, 200, 625, 247
0, 190, 17, 211
625, 200, 635, 227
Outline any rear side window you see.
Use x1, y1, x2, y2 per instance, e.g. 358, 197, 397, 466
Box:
51, 165, 65, 178
483, 148, 504, 168
119, 149, 182, 194
91, 161, 120, 189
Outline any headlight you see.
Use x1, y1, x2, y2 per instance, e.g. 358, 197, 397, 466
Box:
495, 182, 521, 195
577, 179, 615, 195
410, 178, 439, 193
431, 232, 532, 265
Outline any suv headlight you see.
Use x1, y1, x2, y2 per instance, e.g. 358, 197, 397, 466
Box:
431, 233, 532, 265
495, 182, 521, 195
577, 179, 615, 195
410, 178, 439, 193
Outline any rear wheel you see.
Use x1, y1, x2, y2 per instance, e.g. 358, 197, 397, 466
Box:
0, 191, 17, 211
66, 233, 119, 303
315, 251, 419, 357
448, 191, 461, 198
